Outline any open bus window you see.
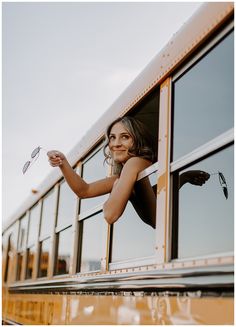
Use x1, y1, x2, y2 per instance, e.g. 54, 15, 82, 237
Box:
111, 170, 157, 263
79, 211, 107, 272
172, 145, 234, 259
172, 30, 233, 162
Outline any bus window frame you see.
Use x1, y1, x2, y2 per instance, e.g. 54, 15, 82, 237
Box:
108, 163, 158, 270
16, 213, 28, 281
172, 21, 233, 84
170, 20, 234, 263
37, 186, 58, 279
25, 201, 42, 280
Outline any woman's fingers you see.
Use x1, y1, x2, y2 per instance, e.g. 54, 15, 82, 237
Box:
47, 150, 64, 166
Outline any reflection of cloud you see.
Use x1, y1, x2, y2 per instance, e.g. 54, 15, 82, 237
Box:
117, 305, 140, 325
83, 305, 94, 316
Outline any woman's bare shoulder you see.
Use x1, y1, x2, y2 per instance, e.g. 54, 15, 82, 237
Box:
123, 157, 152, 173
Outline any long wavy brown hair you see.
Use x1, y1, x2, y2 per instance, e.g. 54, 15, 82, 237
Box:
103, 116, 156, 174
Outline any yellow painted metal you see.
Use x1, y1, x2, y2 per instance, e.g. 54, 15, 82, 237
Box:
156, 78, 171, 263
2, 292, 234, 325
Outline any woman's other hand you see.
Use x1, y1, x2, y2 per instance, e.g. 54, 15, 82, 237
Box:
180, 170, 210, 187
47, 150, 66, 167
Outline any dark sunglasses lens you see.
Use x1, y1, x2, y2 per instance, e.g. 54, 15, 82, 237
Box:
23, 161, 31, 174
219, 172, 226, 184
223, 186, 228, 199
31, 147, 40, 158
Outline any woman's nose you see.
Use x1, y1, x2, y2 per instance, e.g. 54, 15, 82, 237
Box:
113, 137, 121, 146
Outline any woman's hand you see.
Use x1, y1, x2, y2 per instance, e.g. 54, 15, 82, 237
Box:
180, 170, 210, 188
47, 150, 66, 167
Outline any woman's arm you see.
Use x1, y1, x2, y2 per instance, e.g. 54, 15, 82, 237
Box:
103, 157, 152, 224
47, 150, 118, 198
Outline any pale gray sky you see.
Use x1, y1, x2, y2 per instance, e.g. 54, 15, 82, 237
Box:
3, 2, 202, 225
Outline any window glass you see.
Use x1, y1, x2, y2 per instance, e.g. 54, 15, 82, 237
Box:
57, 180, 77, 229
17, 214, 28, 251
111, 172, 157, 262
80, 149, 108, 214
175, 145, 233, 259
40, 189, 56, 238
80, 212, 107, 272
54, 227, 72, 275
16, 253, 24, 281
38, 238, 50, 278
173, 31, 234, 161
25, 246, 36, 279
4, 224, 18, 283
27, 204, 41, 246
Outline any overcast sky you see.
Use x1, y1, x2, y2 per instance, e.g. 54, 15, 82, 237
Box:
2, 2, 202, 225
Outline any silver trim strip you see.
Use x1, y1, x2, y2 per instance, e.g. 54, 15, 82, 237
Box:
171, 128, 234, 172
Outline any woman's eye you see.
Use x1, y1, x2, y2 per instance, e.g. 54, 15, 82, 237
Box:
109, 136, 115, 141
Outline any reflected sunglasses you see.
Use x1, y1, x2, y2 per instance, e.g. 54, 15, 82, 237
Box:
211, 171, 228, 199
22, 146, 47, 174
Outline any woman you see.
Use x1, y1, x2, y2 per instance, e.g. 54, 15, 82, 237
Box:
47, 116, 156, 225
47, 116, 210, 227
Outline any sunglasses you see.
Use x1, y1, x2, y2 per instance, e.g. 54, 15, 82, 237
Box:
22, 146, 47, 174
211, 171, 228, 199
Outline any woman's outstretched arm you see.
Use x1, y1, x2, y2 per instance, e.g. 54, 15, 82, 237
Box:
47, 150, 118, 198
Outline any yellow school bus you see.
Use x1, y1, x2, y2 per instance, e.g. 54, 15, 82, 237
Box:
2, 2, 234, 324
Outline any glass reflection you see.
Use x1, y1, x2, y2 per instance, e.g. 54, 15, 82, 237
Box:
54, 227, 72, 275
57, 180, 77, 229
111, 173, 157, 263
80, 212, 107, 272
38, 238, 50, 278
26, 246, 36, 279
40, 189, 55, 238
17, 215, 27, 251
16, 253, 23, 281
173, 31, 233, 161
80, 149, 108, 214
27, 204, 40, 246
176, 145, 234, 258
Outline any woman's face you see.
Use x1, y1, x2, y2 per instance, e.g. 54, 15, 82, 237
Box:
108, 122, 134, 164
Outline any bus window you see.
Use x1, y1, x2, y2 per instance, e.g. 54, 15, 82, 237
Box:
54, 179, 77, 276
132, 87, 159, 155
172, 30, 234, 162
111, 170, 157, 263
25, 203, 40, 279
4, 223, 18, 283
54, 226, 72, 275
38, 189, 56, 278
5, 235, 13, 283
80, 147, 108, 214
171, 27, 234, 260
25, 246, 36, 279
38, 238, 50, 277
79, 211, 107, 272
173, 145, 234, 259
40, 189, 55, 238
56, 180, 77, 230
16, 214, 28, 281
